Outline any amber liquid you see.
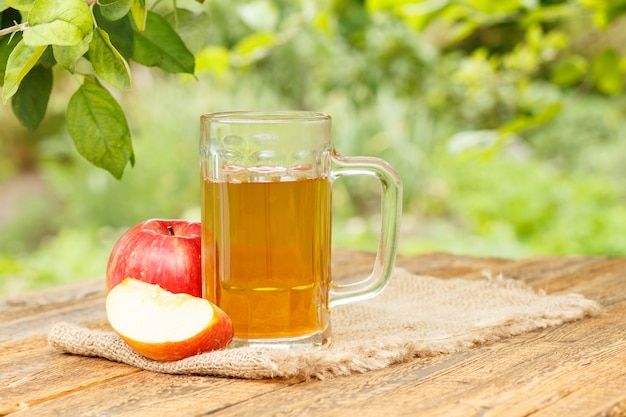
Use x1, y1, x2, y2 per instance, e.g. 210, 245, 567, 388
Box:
202, 177, 331, 342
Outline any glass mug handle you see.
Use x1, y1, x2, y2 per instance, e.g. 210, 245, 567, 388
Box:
329, 151, 403, 308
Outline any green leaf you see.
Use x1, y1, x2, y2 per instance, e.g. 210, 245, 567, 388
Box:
590, 48, 623, 95
94, 6, 134, 59
11, 64, 52, 130
1, 7, 24, 76
2, 39, 46, 103
1, 29, 21, 79
98, 0, 132, 21
28, 0, 92, 33
164, 9, 211, 54
130, 0, 146, 33
0, 0, 9, 12
23, 21, 84, 46
88, 28, 131, 90
67, 78, 134, 179
36, 43, 56, 66
132, 11, 195, 74
52, 32, 92, 72
4, 0, 34, 11
23, 0, 92, 46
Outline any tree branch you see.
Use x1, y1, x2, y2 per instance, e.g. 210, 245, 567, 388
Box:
0, 22, 29, 37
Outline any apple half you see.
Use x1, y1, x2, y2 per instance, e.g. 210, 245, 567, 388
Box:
106, 278, 234, 361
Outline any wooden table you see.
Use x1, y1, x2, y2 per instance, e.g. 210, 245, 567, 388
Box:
2, 249, 626, 416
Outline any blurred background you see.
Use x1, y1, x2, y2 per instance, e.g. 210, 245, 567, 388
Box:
2, 0, 626, 295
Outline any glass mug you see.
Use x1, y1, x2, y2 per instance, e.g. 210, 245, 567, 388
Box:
200, 111, 402, 348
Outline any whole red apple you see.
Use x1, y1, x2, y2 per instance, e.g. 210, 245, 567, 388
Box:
106, 219, 202, 297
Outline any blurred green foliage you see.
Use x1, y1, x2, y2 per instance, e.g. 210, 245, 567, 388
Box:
2, 0, 626, 295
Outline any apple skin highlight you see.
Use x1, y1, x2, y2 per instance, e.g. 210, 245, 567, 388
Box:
106, 219, 203, 297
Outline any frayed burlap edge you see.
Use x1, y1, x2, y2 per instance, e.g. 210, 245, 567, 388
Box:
47, 268, 603, 381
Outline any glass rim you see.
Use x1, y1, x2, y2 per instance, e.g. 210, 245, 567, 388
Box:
201, 110, 330, 123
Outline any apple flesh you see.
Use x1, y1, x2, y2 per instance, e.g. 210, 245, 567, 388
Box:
106, 278, 234, 361
106, 219, 203, 297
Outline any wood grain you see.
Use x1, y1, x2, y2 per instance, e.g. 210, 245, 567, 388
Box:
2, 249, 625, 417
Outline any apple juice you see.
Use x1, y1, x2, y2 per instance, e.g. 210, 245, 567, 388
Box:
202, 176, 331, 343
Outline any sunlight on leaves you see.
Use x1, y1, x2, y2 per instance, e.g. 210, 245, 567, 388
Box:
23, 21, 84, 46
194, 45, 230, 79
130, 0, 147, 33
23, 0, 92, 46
232, 32, 277, 66
2, 39, 46, 102
4, 0, 34, 12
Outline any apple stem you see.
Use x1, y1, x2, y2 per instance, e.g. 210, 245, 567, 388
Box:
167, 226, 175, 236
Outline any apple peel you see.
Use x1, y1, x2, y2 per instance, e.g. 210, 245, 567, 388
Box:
106, 219, 203, 297
106, 278, 234, 362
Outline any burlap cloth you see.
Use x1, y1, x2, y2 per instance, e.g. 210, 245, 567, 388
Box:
48, 268, 602, 381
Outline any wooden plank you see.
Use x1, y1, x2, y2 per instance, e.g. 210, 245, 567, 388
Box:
0, 336, 141, 414
380, 305, 626, 417
167, 303, 624, 417
396, 251, 516, 279
4, 371, 292, 417
2, 252, 625, 416
0, 278, 104, 322
0, 278, 106, 341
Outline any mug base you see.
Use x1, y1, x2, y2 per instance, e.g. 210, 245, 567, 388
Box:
228, 326, 331, 349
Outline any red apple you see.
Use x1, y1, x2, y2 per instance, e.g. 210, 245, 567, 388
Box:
106, 219, 202, 297
106, 278, 234, 361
